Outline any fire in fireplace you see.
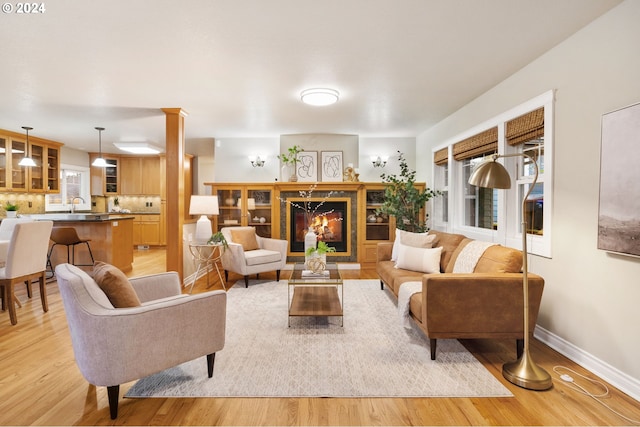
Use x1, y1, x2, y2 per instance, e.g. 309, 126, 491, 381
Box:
289, 201, 348, 253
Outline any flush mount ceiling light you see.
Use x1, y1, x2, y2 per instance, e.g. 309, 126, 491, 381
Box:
300, 88, 339, 106
114, 141, 162, 155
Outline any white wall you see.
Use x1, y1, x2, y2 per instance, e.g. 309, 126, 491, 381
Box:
417, 0, 640, 398
213, 137, 281, 183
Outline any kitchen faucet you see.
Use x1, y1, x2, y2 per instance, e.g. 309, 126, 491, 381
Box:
71, 197, 85, 213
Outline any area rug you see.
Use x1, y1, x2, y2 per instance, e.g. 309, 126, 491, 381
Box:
126, 280, 512, 398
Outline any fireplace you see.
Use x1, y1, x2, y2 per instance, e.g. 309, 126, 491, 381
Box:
288, 199, 349, 253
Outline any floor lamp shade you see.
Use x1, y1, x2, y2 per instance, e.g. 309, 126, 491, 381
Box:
468, 154, 552, 391
189, 195, 219, 243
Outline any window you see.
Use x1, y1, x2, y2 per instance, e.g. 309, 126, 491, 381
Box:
431, 90, 553, 257
46, 165, 91, 212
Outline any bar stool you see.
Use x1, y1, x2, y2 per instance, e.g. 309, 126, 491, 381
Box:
48, 227, 95, 268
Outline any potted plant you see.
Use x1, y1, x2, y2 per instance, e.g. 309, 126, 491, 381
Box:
207, 231, 228, 248
4, 201, 18, 218
376, 151, 441, 233
277, 145, 304, 182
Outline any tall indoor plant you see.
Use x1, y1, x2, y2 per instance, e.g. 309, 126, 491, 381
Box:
377, 151, 441, 233
277, 145, 304, 182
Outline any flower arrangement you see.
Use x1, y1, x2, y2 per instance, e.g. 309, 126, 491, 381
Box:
277, 145, 304, 182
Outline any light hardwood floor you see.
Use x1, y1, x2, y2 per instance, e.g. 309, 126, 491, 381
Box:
1, 248, 639, 426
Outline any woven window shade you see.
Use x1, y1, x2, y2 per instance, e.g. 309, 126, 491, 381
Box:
453, 127, 498, 161
506, 107, 544, 146
433, 147, 448, 165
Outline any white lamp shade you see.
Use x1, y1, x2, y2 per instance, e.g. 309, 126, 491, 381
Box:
189, 195, 219, 215
92, 157, 109, 168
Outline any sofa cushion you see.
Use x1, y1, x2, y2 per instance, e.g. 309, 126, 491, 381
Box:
475, 245, 522, 273
395, 244, 442, 274
427, 230, 467, 272
391, 229, 438, 261
92, 261, 141, 308
231, 227, 260, 251
244, 249, 282, 266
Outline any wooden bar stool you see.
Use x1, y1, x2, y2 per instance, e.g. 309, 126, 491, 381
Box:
48, 227, 95, 268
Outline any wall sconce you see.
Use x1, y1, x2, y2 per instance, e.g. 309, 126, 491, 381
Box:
249, 155, 265, 167
371, 156, 388, 168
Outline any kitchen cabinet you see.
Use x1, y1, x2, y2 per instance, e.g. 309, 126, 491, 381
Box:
132, 214, 161, 246
90, 154, 119, 195
120, 156, 161, 195
0, 129, 62, 193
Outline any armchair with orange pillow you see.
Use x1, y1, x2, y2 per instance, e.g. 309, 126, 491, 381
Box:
219, 226, 288, 287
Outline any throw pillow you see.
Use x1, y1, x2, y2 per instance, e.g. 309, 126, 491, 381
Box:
92, 261, 141, 308
231, 228, 260, 251
391, 229, 438, 261
395, 243, 443, 274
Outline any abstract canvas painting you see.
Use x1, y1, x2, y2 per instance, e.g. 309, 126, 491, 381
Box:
598, 101, 640, 257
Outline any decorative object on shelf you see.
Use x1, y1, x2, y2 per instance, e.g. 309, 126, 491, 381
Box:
259, 217, 266, 223
468, 152, 552, 391
189, 195, 220, 244
224, 197, 235, 207
277, 145, 304, 182
253, 216, 260, 222
249, 155, 265, 167
377, 151, 441, 233
92, 127, 108, 168
371, 155, 388, 168
320, 151, 343, 182
343, 164, 358, 182
207, 231, 228, 248
300, 88, 339, 106
18, 126, 37, 167
367, 214, 377, 223
4, 201, 18, 218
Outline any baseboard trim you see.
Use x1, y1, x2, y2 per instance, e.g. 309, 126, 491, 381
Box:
535, 325, 640, 402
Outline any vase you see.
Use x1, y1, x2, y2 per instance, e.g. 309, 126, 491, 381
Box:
304, 226, 317, 267
6, 211, 17, 218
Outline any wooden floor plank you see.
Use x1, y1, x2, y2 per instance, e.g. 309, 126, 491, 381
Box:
1, 248, 639, 425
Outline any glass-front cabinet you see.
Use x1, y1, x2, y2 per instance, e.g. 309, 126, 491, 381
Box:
205, 183, 274, 238
0, 130, 61, 193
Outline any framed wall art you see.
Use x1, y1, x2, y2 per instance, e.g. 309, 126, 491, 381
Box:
598, 101, 640, 257
321, 151, 343, 182
295, 151, 318, 182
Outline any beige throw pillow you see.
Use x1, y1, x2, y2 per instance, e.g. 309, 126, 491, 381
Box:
391, 229, 438, 261
92, 261, 141, 308
231, 228, 260, 251
395, 244, 442, 274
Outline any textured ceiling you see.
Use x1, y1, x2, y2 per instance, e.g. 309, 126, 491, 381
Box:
0, 0, 621, 153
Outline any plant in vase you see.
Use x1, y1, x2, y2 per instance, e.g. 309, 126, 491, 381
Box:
207, 231, 229, 248
305, 241, 336, 273
4, 201, 18, 218
277, 145, 304, 182
377, 151, 441, 233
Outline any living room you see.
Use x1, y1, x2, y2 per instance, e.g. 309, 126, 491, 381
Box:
1, 1, 640, 425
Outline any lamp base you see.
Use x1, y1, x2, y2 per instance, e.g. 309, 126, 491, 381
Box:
502, 352, 553, 391
194, 215, 212, 244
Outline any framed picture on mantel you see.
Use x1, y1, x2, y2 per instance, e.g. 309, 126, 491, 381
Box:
321, 151, 343, 182
295, 151, 318, 182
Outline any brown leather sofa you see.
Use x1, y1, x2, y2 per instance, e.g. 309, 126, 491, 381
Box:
376, 230, 544, 360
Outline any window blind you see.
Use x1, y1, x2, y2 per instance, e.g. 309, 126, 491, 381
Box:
506, 107, 544, 146
452, 127, 498, 161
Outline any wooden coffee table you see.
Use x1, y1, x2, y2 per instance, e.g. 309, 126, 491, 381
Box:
288, 262, 343, 326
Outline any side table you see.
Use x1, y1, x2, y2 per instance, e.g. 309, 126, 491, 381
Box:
188, 243, 226, 293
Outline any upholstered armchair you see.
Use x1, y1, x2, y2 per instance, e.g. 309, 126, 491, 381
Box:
220, 226, 288, 287
54, 263, 227, 419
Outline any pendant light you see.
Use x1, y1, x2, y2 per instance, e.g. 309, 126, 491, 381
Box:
18, 126, 37, 167
92, 127, 108, 167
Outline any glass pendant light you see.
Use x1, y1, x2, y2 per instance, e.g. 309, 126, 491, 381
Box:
92, 127, 108, 167
18, 126, 37, 167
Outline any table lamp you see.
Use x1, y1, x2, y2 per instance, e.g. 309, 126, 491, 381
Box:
468, 152, 552, 391
189, 195, 219, 243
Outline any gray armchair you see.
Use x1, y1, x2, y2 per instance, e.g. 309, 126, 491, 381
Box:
54, 263, 226, 419
220, 226, 288, 287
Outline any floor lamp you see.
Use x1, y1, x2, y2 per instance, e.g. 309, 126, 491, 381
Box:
468, 153, 552, 391
189, 195, 219, 244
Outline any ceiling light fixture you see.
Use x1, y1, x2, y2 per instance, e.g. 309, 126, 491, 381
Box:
18, 126, 37, 167
300, 88, 339, 106
92, 127, 108, 168
114, 141, 162, 155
